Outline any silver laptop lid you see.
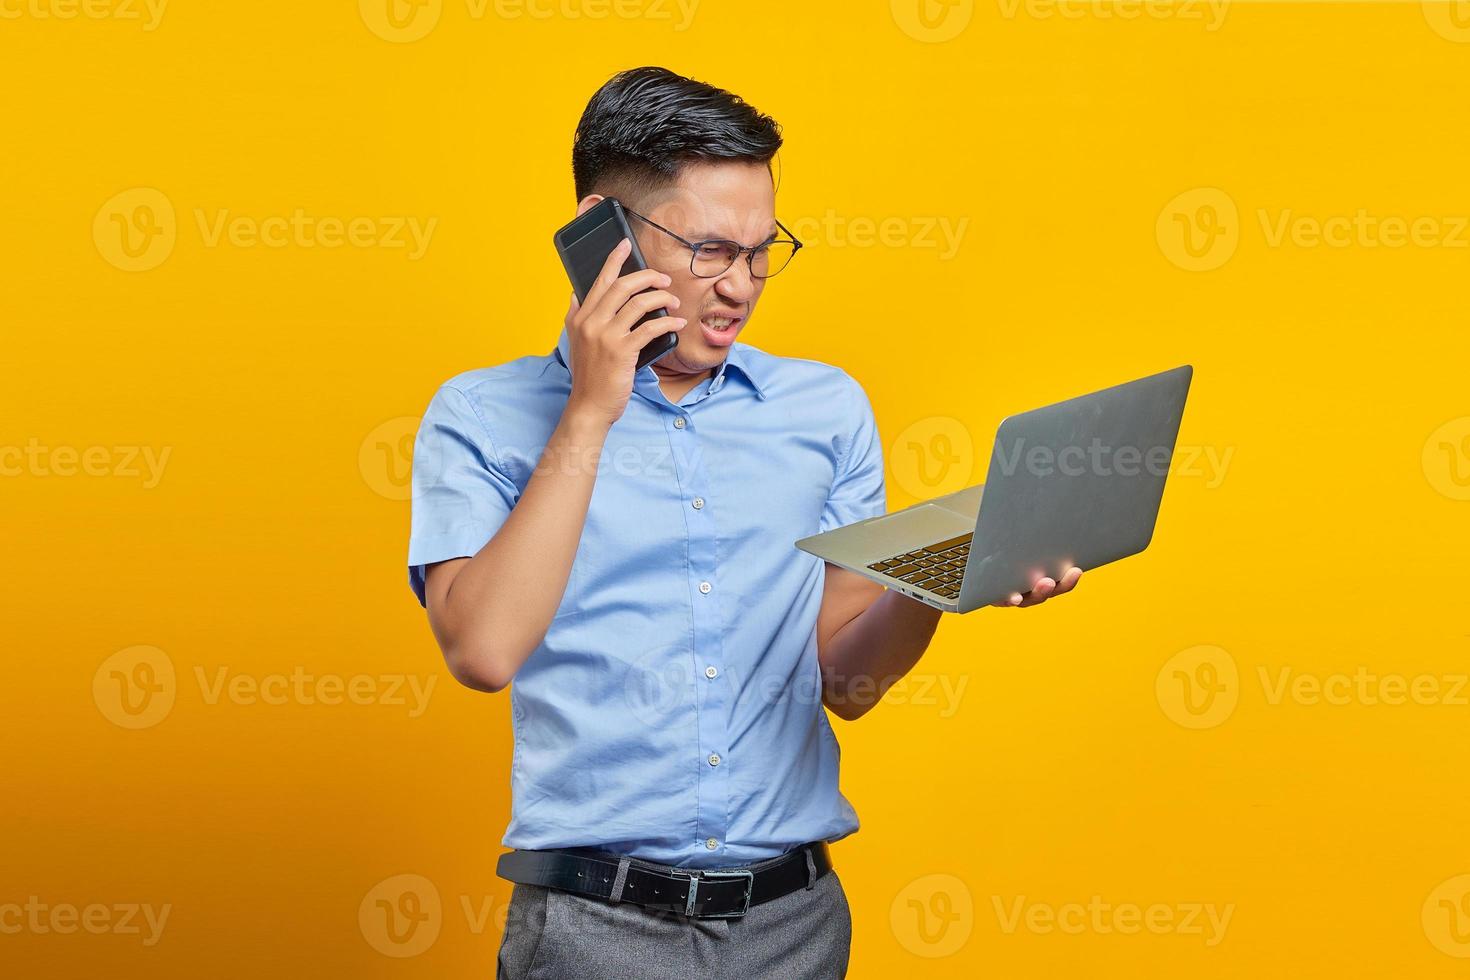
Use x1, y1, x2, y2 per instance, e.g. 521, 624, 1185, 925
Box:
956, 365, 1193, 611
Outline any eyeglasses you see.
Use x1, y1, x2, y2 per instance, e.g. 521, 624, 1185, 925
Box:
624, 207, 803, 280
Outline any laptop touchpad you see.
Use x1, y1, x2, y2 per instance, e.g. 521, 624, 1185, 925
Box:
862, 504, 974, 559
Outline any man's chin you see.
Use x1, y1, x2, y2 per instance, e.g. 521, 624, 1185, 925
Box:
667, 341, 728, 373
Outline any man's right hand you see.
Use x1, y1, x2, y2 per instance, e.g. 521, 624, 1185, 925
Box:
564, 238, 686, 428
424, 239, 685, 693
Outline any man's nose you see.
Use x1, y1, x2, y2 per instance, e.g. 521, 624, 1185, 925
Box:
715, 259, 757, 303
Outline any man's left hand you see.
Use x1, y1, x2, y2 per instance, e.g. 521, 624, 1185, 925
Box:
991, 566, 1083, 608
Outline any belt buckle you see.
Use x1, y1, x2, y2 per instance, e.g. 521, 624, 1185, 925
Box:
689, 868, 754, 918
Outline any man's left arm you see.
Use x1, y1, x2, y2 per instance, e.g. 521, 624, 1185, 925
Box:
811, 373, 1081, 721
815, 563, 1082, 721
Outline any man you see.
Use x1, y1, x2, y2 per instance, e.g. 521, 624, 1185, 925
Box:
408, 66, 1081, 979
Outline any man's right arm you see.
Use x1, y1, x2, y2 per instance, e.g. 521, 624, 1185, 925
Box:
421, 234, 685, 692
422, 407, 609, 692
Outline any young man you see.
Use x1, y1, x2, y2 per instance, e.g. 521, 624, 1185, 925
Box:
408, 67, 1081, 979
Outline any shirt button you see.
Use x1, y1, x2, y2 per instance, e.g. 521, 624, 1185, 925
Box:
705, 665, 718, 679
705, 838, 718, 850
692, 497, 704, 510
698, 581, 712, 595
673, 416, 686, 429
708, 754, 721, 767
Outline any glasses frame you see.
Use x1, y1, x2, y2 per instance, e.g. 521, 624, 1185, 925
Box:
623, 207, 803, 280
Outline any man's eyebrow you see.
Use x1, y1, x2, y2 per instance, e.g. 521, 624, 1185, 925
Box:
691, 225, 779, 243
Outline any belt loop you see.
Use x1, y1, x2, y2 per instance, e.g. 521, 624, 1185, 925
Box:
804, 845, 817, 891
685, 875, 700, 917
609, 856, 632, 904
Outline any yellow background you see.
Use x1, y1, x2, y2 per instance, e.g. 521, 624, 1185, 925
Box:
5, 1, 1470, 976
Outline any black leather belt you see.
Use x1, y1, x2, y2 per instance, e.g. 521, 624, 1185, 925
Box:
496, 842, 832, 919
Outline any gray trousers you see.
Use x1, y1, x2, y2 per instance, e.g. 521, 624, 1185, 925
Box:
495, 869, 852, 979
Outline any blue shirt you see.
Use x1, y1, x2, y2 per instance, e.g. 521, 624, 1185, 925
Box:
408, 327, 886, 868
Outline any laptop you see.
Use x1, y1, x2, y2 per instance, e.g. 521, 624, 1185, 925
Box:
795, 365, 1193, 613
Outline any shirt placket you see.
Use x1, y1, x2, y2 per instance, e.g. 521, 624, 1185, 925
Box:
667, 396, 731, 858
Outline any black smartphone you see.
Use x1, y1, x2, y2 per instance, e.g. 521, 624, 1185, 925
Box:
553, 197, 678, 371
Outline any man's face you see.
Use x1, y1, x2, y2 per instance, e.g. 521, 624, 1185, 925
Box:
631, 160, 776, 379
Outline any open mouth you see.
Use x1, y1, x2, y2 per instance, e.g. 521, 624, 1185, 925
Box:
698, 313, 743, 347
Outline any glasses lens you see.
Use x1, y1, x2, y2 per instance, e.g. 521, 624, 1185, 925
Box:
753, 242, 797, 279
692, 242, 741, 277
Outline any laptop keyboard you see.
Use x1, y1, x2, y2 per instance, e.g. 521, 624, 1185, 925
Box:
865, 533, 972, 599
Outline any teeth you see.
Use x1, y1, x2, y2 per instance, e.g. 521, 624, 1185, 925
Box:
705, 316, 735, 330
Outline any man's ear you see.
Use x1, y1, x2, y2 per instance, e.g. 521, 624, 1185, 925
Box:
574, 194, 605, 218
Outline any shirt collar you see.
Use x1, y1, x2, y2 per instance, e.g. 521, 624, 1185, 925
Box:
553, 325, 768, 400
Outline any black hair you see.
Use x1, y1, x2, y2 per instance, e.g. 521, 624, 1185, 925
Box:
572, 66, 782, 204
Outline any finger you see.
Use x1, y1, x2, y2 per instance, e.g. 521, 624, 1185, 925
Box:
582, 238, 633, 311
611, 289, 680, 334
564, 292, 581, 327
991, 592, 1024, 608
1017, 577, 1056, 607
631, 316, 687, 345
1052, 566, 1083, 595
587, 271, 673, 326
587, 268, 671, 325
